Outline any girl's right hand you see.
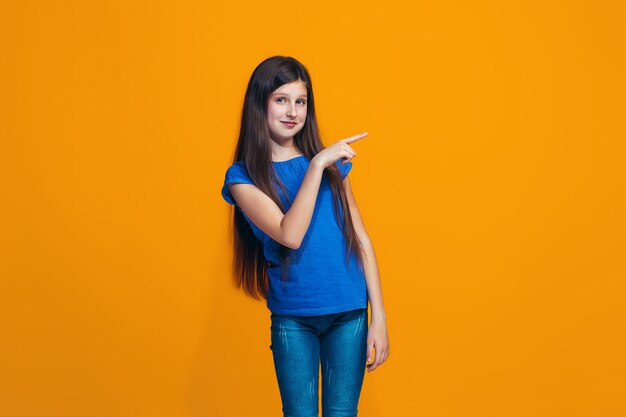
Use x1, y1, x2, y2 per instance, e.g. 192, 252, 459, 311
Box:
312, 132, 368, 169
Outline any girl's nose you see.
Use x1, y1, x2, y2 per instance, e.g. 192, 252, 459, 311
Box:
286, 104, 296, 118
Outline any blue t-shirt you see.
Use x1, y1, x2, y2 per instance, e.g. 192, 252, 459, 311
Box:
221, 155, 368, 316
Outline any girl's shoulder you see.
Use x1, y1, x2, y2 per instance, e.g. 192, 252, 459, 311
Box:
336, 159, 353, 180
224, 161, 252, 182
224, 158, 352, 183
221, 161, 254, 206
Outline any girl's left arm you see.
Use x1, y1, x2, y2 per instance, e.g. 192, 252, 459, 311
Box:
344, 176, 390, 373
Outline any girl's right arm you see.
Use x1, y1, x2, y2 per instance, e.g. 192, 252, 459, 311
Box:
228, 132, 367, 249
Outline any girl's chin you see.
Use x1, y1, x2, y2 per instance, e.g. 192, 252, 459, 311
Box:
272, 129, 304, 140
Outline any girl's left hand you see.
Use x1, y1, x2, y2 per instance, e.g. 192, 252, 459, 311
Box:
366, 319, 389, 373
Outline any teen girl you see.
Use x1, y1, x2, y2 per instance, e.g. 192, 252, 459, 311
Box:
221, 56, 389, 417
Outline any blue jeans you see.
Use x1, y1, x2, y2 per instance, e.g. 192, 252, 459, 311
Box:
270, 307, 368, 417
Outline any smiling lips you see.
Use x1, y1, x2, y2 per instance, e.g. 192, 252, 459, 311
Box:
280, 121, 298, 127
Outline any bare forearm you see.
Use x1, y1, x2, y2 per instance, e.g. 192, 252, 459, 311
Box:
280, 159, 325, 249
360, 238, 387, 322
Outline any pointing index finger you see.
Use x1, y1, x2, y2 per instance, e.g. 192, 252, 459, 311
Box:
342, 132, 368, 143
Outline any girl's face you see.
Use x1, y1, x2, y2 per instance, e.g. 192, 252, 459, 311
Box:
266, 80, 308, 143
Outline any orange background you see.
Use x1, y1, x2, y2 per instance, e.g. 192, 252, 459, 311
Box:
1, 1, 625, 416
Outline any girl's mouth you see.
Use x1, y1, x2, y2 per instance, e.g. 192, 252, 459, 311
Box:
281, 121, 298, 127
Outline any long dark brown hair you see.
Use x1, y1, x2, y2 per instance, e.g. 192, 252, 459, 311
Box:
228, 56, 365, 299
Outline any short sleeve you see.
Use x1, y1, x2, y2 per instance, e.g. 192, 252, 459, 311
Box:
221, 162, 254, 205
336, 159, 353, 180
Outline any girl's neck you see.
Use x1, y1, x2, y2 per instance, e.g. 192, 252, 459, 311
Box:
270, 139, 302, 161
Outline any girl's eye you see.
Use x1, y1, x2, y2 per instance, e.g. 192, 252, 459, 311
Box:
276, 97, 286, 103
296, 99, 306, 105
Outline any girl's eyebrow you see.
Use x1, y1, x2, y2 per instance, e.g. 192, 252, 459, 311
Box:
272, 92, 308, 97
